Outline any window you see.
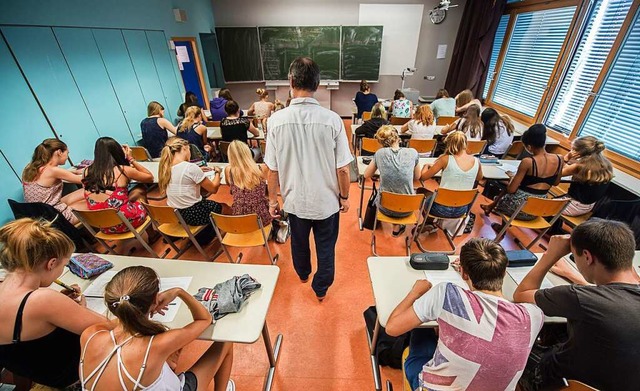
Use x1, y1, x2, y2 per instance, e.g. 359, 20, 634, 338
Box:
491, 6, 576, 117
578, 9, 640, 161
546, 0, 633, 134
483, 14, 510, 99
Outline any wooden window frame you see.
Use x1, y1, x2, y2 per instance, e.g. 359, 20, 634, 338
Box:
171, 37, 210, 110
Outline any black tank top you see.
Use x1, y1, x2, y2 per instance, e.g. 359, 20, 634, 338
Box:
519, 155, 563, 195
0, 291, 81, 388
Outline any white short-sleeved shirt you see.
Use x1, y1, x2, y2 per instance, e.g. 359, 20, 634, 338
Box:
166, 161, 205, 209
412, 283, 544, 391
264, 97, 354, 220
407, 120, 437, 140
487, 121, 514, 155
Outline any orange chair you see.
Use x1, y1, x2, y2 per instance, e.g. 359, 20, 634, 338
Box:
205, 120, 221, 127
371, 192, 425, 256
219, 141, 231, 162
561, 380, 599, 390
361, 137, 382, 156
466, 140, 487, 155
408, 139, 436, 155
259, 140, 266, 157
362, 111, 372, 121
390, 117, 411, 126
129, 146, 153, 162
502, 141, 525, 160
494, 197, 570, 250
560, 211, 592, 229
436, 116, 457, 125
73, 208, 158, 257
210, 213, 278, 264
415, 188, 479, 254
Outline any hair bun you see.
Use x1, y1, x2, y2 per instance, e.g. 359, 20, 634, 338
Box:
595, 141, 605, 153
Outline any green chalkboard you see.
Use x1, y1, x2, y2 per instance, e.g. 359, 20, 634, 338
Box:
341, 26, 383, 81
214, 27, 263, 82
259, 27, 340, 80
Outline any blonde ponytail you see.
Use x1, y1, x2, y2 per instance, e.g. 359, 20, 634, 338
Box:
22, 139, 68, 182
158, 137, 189, 193
179, 106, 201, 133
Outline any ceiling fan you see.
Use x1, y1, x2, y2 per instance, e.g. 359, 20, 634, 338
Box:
429, 0, 459, 24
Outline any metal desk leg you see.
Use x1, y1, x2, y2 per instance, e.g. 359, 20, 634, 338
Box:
358, 175, 365, 230
366, 315, 382, 391
262, 322, 283, 391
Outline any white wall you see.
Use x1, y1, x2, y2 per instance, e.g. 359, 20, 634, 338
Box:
210, 0, 467, 116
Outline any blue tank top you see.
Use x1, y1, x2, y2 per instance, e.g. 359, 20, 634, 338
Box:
140, 117, 167, 158
177, 123, 206, 156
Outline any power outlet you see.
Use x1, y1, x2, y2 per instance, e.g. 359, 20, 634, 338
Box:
424, 76, 436, 81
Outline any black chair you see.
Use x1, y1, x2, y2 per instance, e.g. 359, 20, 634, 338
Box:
7, 199, 93, 252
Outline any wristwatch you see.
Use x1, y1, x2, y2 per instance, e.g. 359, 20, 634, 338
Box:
339, 193, 349, 200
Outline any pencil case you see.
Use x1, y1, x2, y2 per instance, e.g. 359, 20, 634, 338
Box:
68, 254, 113, 279
505, 250, 537, 267
410, 252, 449, 270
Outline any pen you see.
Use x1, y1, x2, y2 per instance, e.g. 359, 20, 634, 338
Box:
54, 279, 78, 292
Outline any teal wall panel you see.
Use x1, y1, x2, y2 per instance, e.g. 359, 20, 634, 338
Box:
146, 31, 184, 120
1, 26, 100, 162
92, 29, 147, 140
0, 150, 25, 224
53, 27, 135, 145
0, 34, 58, 175
122, 30, 173, 123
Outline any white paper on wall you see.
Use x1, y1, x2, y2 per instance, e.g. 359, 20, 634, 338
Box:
176, 46, 190, 63
437, 44, 447, 59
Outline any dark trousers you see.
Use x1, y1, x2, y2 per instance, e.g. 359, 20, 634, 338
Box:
405, 328, 438, 391
289, 212, 340, 297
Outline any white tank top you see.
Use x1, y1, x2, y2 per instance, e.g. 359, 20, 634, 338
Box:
439, 155, 479, 190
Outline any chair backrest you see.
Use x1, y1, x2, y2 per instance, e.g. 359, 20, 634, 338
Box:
259, 140, 266, 156
466, 140, 487, 155
141, 202, 180, 225
73, 208, 125, 229
379, 192, 425, 214
129, 146, 152, 162
361, 138, 382, 154
205, 121, 221, 127
408, 139, 436, 154
520, 197, 570, 218
189, 144, 205, 162
502, 141, 525, 160
436, 116, 457, 125
433, 188, 478, 208
219, 141, 231, 161
390, 117, 410, 125
563, 380, 599, 391
362, 111, 372, 121
211, 213, 262, 234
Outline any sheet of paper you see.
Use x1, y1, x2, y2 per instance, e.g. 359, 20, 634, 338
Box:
176, 46, 190, 63
423, 269, 469, 289
497, 163, 519, 173
508, 267, 554, 289
437, 44, 447, 59
83, 272, 192, 323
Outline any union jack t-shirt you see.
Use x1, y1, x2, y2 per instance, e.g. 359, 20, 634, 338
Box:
412, 283, 544, 391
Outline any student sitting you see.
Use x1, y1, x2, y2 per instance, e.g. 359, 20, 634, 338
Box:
355, 102, 389, 141
0, 218, 105, 389
140, 101, 177, 159
363, 125, 420, 236
22, 138, 85, 225
454, 89, 482, 115
481, 107, 515, 157
248, 88, 275, 132
561, 136, 613, 216
387, 238, 543, 391
354, 80, 379, 121
82, 137, 154, 234
390, 89, 413, 118
481, 124, 563, 222
514, 219, 640, 391
221, 100, 261, 161
225, 140, 272, 227
440, 105, 483, 141
400, 105, 438, 141
419, 131, 482, 231
177, 106, 210, 158
210, 88, 234, 122
177, 91, 203, 120
80, 266, 235, 391
429, 88, 456, 120
159, 137, 229, 244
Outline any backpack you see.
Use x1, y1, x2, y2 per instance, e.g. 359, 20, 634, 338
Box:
363, 306, 409, 369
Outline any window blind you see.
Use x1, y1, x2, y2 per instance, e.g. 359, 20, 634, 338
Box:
492, 7, 576, 117
546, 0, 633, 134
578, 9, 640, 161
483, 14, 510, 99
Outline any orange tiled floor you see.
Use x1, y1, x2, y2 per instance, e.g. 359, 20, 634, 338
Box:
101, 120, 547, 390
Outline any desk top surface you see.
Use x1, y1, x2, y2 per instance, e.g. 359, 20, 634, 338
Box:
207, 127, 265, 140
138, 161, 229, 185
60, 254, 280, 343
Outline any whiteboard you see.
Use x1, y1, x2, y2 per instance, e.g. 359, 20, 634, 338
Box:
359, 4, 424, 76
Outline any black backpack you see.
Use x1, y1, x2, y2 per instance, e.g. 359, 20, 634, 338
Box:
363, 306, 409, 369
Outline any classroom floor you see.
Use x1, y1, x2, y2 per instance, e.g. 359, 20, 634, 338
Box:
102, 120, 548, 391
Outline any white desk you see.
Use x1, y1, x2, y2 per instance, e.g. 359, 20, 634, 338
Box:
138, 161, 229, 185
366, 255, 568, 391
207, 127, 265, 141
611, 168, 640, 197
60, 254, 282, 391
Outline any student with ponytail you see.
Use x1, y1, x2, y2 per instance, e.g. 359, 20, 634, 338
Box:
158, 137, 230, 244
0, 218, 105, 389
80, 265, 235, 390
177, 106, 210, 158
561, 136, 613, 216
22, 138, 85, 224
248, 88, 275, 131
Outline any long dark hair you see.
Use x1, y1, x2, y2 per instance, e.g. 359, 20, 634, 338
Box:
481, 108, 513, 145
82, 137, 129, 193
184, 91, 198, 105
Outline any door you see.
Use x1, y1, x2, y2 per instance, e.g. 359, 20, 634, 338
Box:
173, 38, 209, 109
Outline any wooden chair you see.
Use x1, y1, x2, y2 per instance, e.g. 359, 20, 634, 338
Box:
560, 211, 592, 229
466, 140, 487, 155
205, 120, 221, 127
549, 182, 570, 198
561, 380, 599, 390
129, 146, 153, 162
210, 213, 278, 264
494, 197, 570, 250
362, 111, 372, 121
390, 117, 411, 126
361, 137, 382, 156
142, 203, 221, 261
371, 192, 425, 256
502, 141, 525, 160
72, 208, 159, 257
219, 141, 231, 162
415, 188, 479, 254
408, 139, 436, 155
436, 116, 457, 125
259, 140, 266, 157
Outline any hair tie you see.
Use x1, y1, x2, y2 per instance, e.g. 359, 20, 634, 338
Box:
112, 295, 130, 308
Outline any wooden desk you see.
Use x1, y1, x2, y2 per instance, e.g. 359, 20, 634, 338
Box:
207, 127, 265, 141
137, 161, 228, 185
60, 254, 282, 391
